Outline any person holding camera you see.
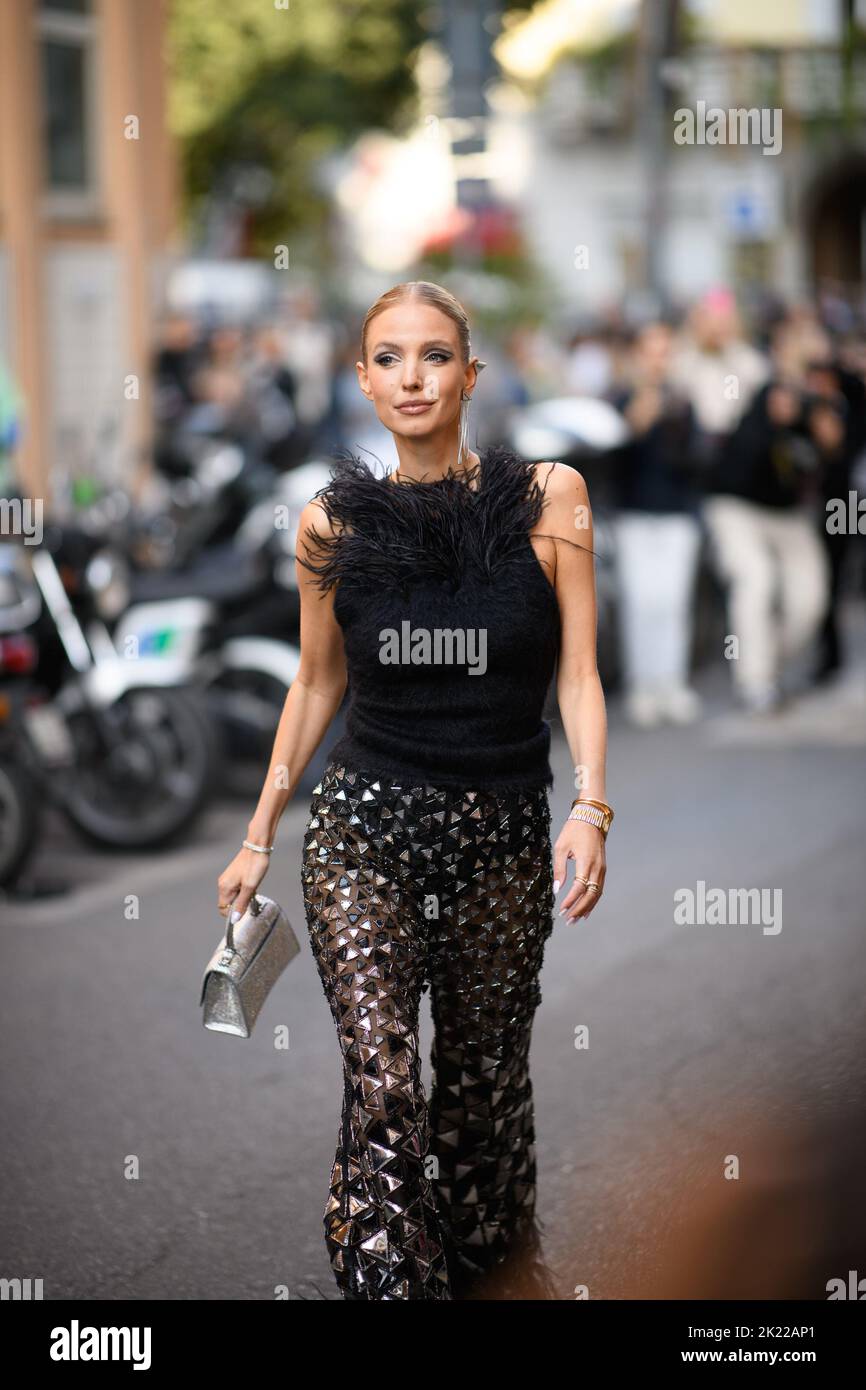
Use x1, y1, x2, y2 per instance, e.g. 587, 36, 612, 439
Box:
702, 378, 830, 713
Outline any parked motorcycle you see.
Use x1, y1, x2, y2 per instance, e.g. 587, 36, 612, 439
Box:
0, 526, 218, 851
113, 455, 337, 798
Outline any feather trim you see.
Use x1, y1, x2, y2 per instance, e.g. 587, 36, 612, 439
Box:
297, 442, 553, 596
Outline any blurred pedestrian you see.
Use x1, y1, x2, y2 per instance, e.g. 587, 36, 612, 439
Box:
153, 312, 203, 431
802, 357, 866, 682
703, 380, 830, 713
276, 285, 338, 446
610, 322, 704, 726
189, 322, 249, 435
671, 288, 769, 473
506, 321, 568, 401
243, 323, 300, 468
565, 322, 614, 398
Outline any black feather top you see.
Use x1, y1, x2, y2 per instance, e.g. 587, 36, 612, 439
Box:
298, 442, 555, 598
298, 442, 564, 792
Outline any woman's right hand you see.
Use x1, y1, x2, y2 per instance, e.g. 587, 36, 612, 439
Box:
217, 845, 271, 922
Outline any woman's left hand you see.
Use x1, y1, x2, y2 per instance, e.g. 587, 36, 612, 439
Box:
552, 821, 606, 923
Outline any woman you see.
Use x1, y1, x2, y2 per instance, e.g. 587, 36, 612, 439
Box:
217, 281, 612, 1301
610, 321, 704, 727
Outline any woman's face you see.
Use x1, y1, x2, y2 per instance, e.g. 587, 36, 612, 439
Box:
357, 301, 475, 442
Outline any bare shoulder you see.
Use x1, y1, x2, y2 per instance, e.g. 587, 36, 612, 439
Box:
531, 459, 590, 505
530, 461, 592, 544
297, 495, 342, 549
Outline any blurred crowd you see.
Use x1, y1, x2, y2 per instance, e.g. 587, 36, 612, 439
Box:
153, 286, 339, 474
573, 289, 866, 724
147, 283, 866, 725
2, 278, 862, 726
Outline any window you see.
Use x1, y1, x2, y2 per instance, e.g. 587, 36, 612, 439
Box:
38, 0, 100, 217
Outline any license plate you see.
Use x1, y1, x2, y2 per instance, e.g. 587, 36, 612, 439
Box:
24, 703, 75, 765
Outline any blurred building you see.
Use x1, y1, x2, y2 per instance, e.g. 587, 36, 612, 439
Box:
492, 0, 866, 318
0, 0, 178, 505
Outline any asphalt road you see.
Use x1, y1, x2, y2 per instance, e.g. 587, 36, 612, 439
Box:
2, 611, 865, 1301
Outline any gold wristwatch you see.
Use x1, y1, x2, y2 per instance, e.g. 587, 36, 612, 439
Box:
568, 797, 614, 839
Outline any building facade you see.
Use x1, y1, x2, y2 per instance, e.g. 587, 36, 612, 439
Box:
0, 0, 177, 506
491, 0, 866, 320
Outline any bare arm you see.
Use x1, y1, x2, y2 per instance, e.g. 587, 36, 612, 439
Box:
535, 462, 609, 924
216, 498, 347, 919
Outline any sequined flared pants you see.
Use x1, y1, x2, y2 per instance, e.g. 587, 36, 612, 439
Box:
301, 760, 559, 1300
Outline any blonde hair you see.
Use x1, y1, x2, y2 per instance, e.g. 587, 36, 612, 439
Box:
360, 280, 477, 367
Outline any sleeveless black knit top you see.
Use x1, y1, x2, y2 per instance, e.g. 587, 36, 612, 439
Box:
298, 443, 561, 792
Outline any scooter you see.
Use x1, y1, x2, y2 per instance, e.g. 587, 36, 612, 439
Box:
0, 526, 219, 851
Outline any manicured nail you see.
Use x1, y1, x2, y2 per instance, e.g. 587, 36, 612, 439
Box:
553, 880, 560, 895
230, 910, 241, 923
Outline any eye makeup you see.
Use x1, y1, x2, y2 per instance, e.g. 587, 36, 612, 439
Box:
372, 343, 455, 367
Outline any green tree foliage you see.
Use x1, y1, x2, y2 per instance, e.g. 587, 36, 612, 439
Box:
168, 0, 427, 257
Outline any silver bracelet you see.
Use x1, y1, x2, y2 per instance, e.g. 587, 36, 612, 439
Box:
243, 838, 274, 854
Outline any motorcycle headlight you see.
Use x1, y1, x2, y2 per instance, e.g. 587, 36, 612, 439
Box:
85, 549, 130, 621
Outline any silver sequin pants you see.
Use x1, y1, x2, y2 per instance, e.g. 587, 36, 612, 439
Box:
301, 760, 559, 1300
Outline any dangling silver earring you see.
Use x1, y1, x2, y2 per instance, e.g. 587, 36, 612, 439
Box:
457, 390, 471, 469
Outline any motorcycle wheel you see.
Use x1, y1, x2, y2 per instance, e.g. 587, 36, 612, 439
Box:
205, 667, 344, 800
205, 667, 290, 800
61, 686, 219, 849
0, 759, 42, 886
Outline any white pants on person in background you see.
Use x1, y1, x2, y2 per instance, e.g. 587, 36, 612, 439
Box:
612, 510, 703, 725
702, 494, 829, 710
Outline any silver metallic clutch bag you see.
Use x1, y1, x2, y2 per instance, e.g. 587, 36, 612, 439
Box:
200, 893, 300, 1038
